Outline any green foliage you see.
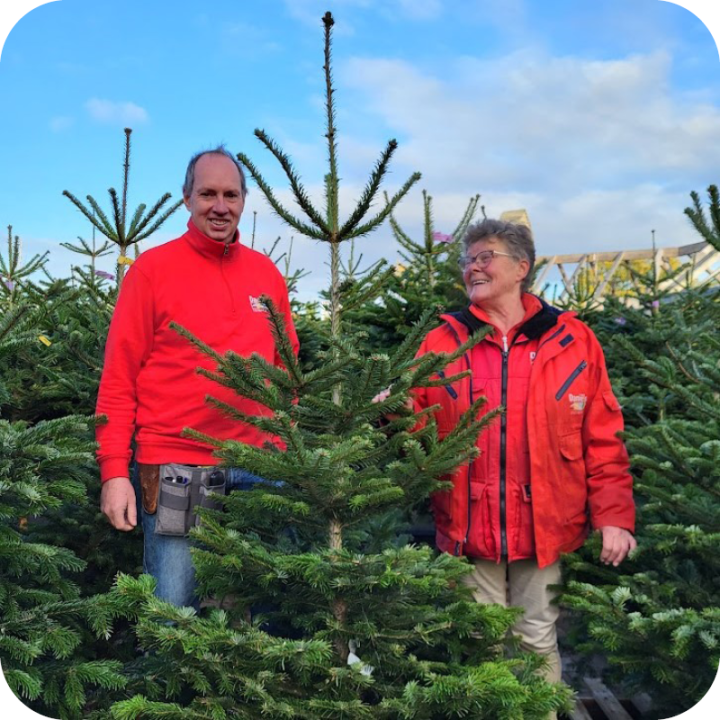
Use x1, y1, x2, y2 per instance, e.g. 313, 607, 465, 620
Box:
63, 127, 183, 285
684, 184, 720, 251
0, 225, 49, 305
0, 407, 127, 718
0, 249, 142, 717
561, 187, 720, 716
343, 189, 480, 356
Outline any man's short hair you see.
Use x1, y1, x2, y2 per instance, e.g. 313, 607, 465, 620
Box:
182, 146, 248, 199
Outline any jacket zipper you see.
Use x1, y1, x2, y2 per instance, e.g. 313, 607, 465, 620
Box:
500, 335, 510, 560
462, 360, 473, 554
555, 360, 587, 400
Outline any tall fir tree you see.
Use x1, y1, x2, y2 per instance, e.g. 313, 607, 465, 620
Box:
343, 190, 480, 355
63, 127, 183, 286
108, 12, 569, 719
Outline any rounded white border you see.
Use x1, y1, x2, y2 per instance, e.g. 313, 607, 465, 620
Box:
0, 0, 60, 62
0, 0, 718, 717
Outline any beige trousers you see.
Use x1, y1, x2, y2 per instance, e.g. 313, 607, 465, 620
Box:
462, 558, 563, 685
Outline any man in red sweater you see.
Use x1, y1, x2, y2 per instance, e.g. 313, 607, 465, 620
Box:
98, 148, 298, 607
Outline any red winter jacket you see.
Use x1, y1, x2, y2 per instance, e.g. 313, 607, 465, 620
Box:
96, 221, 299, 482
414, 295, 635, 568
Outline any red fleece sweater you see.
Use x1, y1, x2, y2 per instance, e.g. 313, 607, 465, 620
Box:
96, 221, 299, 482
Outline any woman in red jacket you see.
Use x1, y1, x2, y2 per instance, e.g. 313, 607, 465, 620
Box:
407, 219, 636, 695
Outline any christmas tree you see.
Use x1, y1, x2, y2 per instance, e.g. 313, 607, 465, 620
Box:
343, 189, 480, 356
63, 127, 183, 286
108, 12, 568, 719
561, 187, 720, 716
0, 300, 127, 719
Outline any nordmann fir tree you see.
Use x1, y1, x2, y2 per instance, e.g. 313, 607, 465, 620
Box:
0, 225, 48, 307
0, 301, 128, 719
19, 270, 146, 603
344, 189, 480, 356
63, 127, 183, 286
109, 12, 568, 719
561, 188, 720, 716
0, 217, 143, 600
561, 308, 720, 716
391, 190, 480, 293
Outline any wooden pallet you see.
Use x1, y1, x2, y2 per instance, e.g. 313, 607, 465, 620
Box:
566, 677, 642, 720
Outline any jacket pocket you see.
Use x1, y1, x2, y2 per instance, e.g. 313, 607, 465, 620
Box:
431, 481, 452, 524
558, 432, 587, 522
470, 483, 495, 557
559, 432, 583, 461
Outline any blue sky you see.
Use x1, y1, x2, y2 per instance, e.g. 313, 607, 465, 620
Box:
0, 0, 719, 300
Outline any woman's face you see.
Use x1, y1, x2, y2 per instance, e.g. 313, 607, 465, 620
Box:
462, 237, 529, 307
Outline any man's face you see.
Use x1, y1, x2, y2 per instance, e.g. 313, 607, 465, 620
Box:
184, 154, 245, 244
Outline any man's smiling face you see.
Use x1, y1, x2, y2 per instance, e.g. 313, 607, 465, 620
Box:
184, 153, 245, 244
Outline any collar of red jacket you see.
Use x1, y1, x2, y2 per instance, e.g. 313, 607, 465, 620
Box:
184, 220, 243, 260
441, 295, 572, 350
467, 293, 543, 342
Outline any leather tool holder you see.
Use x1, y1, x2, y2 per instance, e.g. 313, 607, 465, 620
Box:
139, 463, 161, 514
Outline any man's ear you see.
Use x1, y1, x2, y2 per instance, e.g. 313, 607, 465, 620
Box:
182, 196, 191, 211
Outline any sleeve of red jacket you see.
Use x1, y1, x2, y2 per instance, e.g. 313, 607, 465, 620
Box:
582, 330, 635, 532
95, 265, 155, 482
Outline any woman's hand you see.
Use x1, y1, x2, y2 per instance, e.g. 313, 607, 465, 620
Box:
598, 525, 637, 566
371, 388, 392, 404
371, 387, 414, 419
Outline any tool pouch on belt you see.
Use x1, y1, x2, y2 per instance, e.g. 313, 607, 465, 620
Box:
147, 463, 227, 537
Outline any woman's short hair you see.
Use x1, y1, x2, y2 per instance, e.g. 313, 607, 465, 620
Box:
462, 218, 536, 292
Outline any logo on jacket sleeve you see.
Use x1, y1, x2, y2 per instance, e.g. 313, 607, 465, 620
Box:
249, 295, 267, 313
569, 393, 587, 413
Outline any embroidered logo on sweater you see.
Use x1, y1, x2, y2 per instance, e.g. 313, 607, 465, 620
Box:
249, 295, 266, 313
569, 393, 587, 413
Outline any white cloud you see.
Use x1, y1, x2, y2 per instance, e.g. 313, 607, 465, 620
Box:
49, 115, 73, 132
237, 46, 718, 298
85, 98, 149, 125
340, 49, 720, 192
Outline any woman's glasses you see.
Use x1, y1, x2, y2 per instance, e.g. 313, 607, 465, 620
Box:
459, 249, 514, 269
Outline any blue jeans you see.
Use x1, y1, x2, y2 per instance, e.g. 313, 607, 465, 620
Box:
136, 466, 267, 609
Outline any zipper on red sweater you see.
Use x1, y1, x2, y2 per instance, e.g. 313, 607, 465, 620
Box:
220, 244, 236, 314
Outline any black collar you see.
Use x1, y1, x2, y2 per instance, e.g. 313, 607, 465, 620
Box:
449, 298, 561, 340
